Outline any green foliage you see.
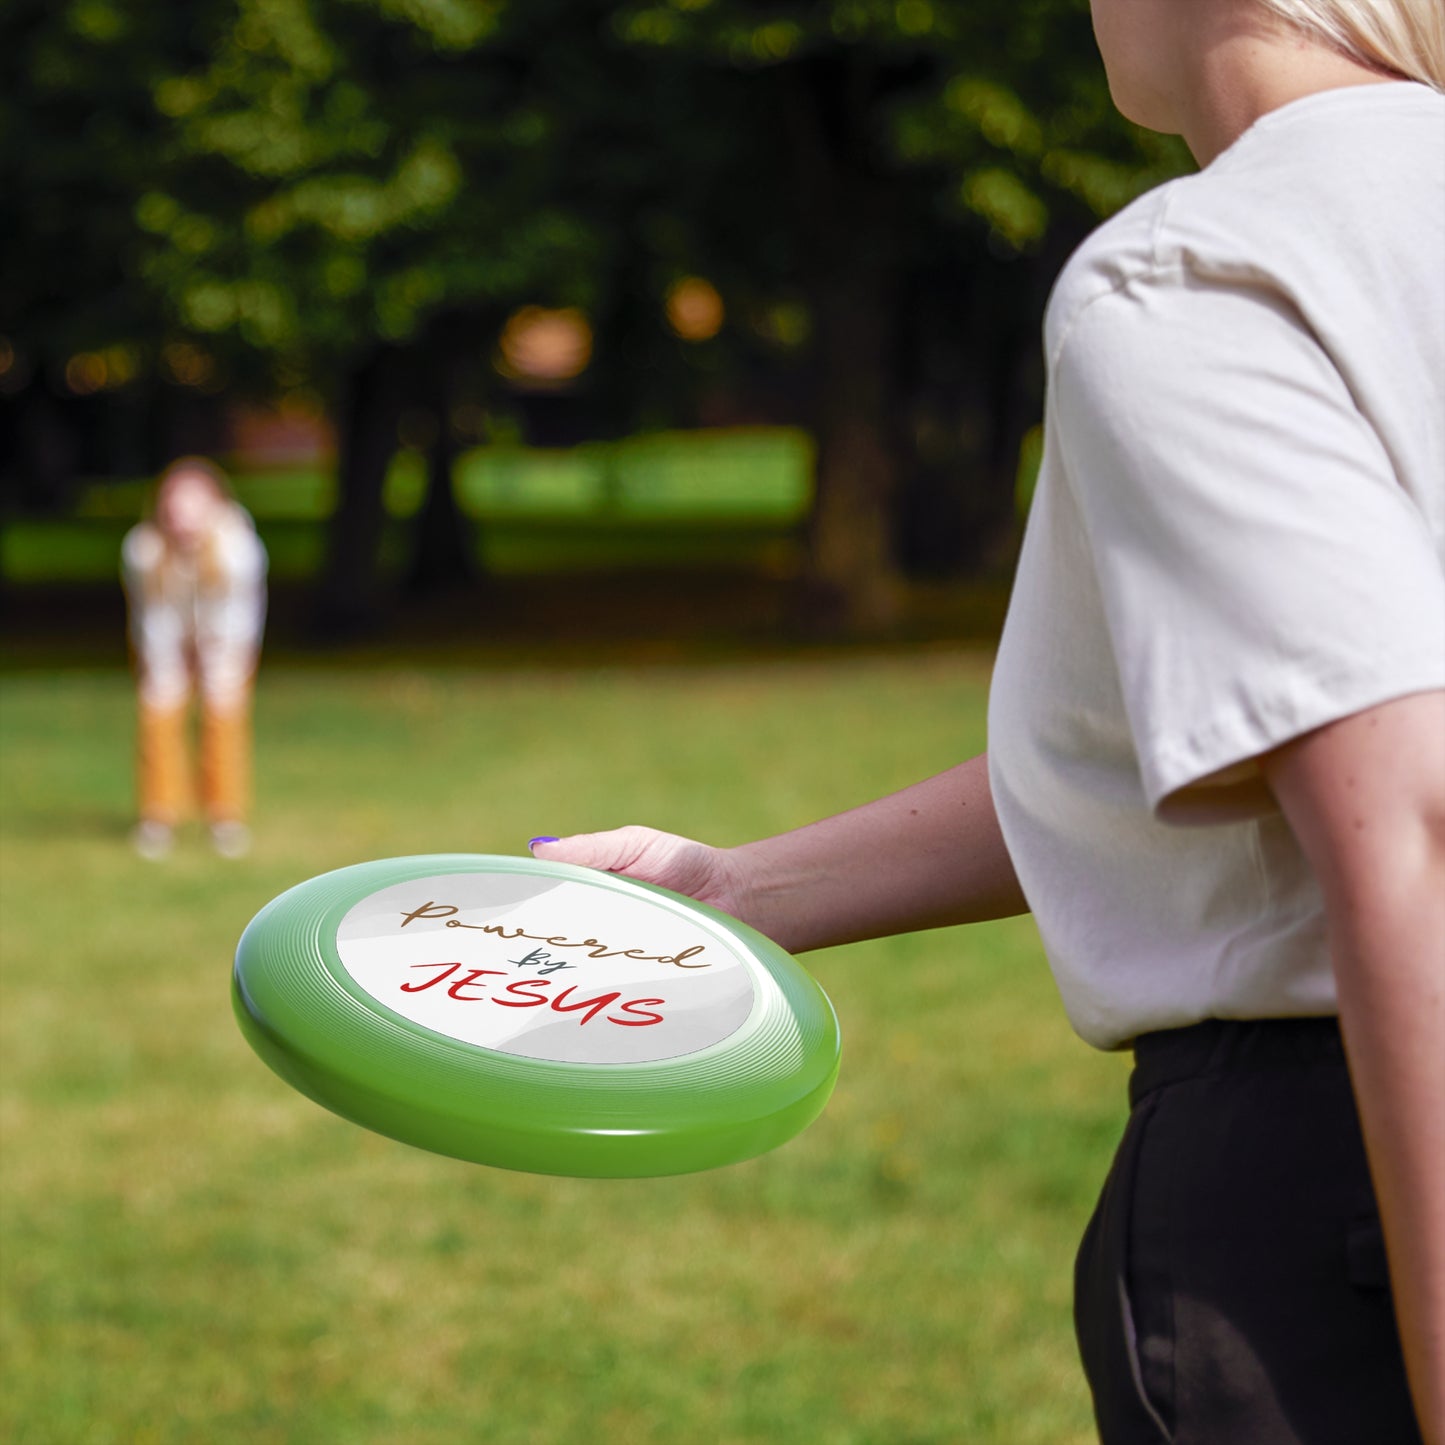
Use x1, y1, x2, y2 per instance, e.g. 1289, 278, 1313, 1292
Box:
4, 0, 1189, 615
124, 0, 607, 372
0, 1, 184, 363
2, 0, 1190, 386
0, 657, 1127, 1444
607, 0, 1189, 248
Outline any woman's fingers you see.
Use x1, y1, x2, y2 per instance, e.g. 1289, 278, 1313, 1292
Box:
528, 827, 740, 913
530, 826, 662, 874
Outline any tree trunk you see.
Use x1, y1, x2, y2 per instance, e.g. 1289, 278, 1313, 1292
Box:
404, 419, 474, 596
804, 270, 905, 633
314, 345, 404, 641
6, 381, 80, 513
405, 354, 475, 597
780, 57, 908, 636
892, 236, 1057, 580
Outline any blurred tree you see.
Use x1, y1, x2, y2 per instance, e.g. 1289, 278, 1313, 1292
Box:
124, 0, 612, 632
0, 0, 210, 509
125, 0, 784, 631
2, 0, 1189, 633
607, 0, 1190, 626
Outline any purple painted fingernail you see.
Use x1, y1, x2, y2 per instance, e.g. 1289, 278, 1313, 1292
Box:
528, 836, 559, 851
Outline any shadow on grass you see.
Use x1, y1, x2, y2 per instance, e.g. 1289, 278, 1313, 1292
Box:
0, 805, 135, 842
1, 572, 1013, 674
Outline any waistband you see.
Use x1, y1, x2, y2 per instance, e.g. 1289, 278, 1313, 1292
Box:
1129, 1016, 1344, 1108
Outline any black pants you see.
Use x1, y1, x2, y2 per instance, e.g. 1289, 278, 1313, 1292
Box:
1074, 1018, 1422, 1445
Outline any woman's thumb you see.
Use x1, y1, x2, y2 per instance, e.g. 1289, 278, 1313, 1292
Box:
528, 828, 644, 874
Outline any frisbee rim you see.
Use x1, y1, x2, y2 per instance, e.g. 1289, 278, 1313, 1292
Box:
232, 854, 840, 1177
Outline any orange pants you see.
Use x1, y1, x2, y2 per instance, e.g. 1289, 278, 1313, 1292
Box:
137, 692, 252, 826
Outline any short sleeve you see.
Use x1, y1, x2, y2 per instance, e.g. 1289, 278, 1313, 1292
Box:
121, 523, 163, 591
215, 506, 268, 584
1053, 273, 1445, 822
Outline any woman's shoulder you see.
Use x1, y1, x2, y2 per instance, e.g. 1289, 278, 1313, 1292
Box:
1045, 83, 1445, 367
121, 521, 165, 575
1043, 150, 1319, 364
1043, 182, 1184, 363
211, 504, 268, 575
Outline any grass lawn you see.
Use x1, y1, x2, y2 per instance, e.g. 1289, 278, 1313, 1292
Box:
0, 653, 1127, 1445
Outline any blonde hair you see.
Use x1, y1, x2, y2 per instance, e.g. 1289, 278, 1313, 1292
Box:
155, 455, 234, 506
1257, 0, 1445, 89
149, 456, 238, 593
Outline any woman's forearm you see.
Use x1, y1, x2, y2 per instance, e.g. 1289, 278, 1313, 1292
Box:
727, 752, 1028, 954
1265, 691, 1445, 1444
1330, 852, 1445, 1445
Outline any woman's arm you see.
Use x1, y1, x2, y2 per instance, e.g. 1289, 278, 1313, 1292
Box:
532, 752, 1028, 954
1263, 690, 1445, 1445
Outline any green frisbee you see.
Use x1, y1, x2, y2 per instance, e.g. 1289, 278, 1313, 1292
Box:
232, 854, 840, 1177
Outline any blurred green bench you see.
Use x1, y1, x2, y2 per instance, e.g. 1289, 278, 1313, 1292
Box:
1, 428, 815, 583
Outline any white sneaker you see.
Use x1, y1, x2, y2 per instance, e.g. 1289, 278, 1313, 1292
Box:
132, 820, 174, 861
210, 821, 252, 859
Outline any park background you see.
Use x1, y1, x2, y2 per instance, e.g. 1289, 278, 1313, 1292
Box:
2, 2, 1193, 1441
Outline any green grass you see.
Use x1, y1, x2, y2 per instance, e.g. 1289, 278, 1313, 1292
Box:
0, 655, 1127, 1445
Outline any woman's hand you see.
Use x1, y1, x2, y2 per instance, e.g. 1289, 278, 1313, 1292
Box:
530, 827, 757, 923
528, 754, 1027, 956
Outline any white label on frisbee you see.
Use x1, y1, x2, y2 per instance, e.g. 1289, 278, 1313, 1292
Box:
335, 873, 756, 1065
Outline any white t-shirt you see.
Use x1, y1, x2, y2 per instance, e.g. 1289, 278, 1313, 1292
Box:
988, 82, 1445, 1051
122, 503, 268, 709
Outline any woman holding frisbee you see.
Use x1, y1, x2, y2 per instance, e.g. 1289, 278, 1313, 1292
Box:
533, 1, 1445, 1439
123, 457, 268, 860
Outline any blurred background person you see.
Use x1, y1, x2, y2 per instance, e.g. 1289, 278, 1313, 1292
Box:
121, 457, 267, 860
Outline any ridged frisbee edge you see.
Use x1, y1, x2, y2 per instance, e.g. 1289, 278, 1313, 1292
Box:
234, 972, 839, 1177
232, 854, 842, 1176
